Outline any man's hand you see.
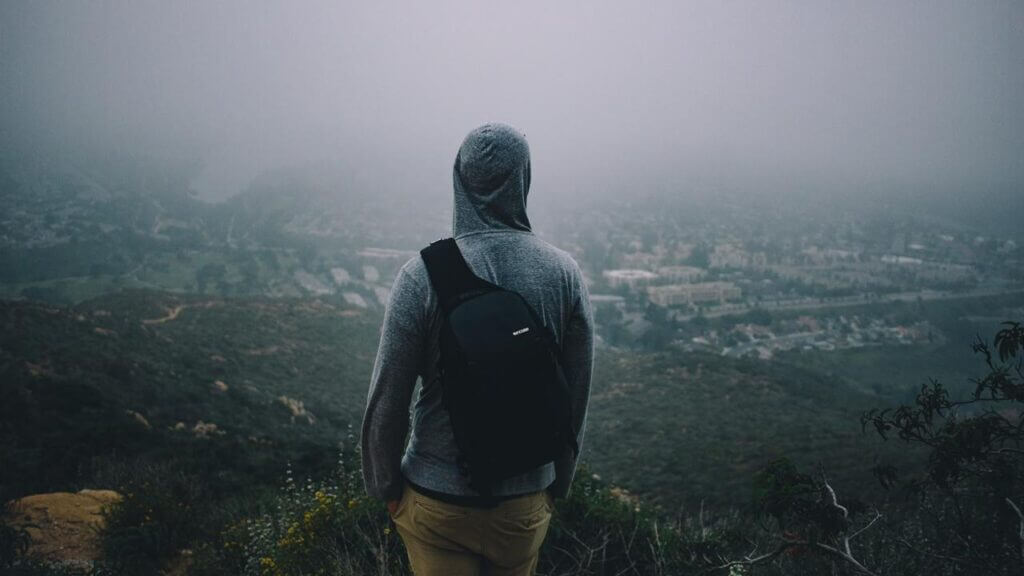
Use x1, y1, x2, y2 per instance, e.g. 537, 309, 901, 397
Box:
387, 499, 400, 517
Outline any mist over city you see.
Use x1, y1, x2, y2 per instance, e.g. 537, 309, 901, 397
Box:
5, 1, 1023, 207
1, 2, 1023, 574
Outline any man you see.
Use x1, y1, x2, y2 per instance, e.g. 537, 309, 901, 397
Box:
361, 123, 593, 576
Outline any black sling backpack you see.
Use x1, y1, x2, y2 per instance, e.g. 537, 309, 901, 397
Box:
420, 238, 578, 495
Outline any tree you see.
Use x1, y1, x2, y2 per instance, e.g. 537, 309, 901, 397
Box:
862, 320, 1024, 574
715, 320, 1024, 575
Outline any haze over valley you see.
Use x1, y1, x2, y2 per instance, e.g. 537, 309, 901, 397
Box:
2, 1, 1023, 574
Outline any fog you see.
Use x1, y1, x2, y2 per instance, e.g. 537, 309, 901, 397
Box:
2, 0, 1022, 209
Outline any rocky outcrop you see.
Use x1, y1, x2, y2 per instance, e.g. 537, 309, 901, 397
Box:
3, 489, 122, 568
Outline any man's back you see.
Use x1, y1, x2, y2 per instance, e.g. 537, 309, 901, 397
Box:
394, 230, 590, 497
360, 123, 593, 575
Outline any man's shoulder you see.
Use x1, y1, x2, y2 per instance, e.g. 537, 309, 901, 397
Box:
391, 254, 429, 297
504, 233, 583, 274
530, 237, 585, 284
398, 252, 428, 279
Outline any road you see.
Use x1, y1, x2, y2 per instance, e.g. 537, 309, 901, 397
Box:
688, 286, 1024, 320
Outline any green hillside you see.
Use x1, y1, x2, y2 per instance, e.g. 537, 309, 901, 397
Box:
1, 291, 380, 506
3, 290, 1020, 573
2, 290, 930, 511
587, 350, 919, 511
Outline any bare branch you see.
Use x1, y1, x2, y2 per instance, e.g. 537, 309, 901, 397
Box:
823, 478, 849, 520
849, 510, 883, 542
895, 537, 983, 570
703, 539, 803, 574
707, 538, 879, 576
811, 541, 880, 576
1006, 498, 1024, 565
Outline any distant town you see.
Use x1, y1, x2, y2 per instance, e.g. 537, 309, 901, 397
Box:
281, 193, 1023, 359
541, 195, 1022, 356
2, 158, 1021, 361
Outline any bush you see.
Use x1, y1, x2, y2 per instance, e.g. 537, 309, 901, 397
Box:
707, 320, 1024, 575
860, 320, 1024, 575
542, 466, 752, 575
200, 448, 757, 576
214, 448, 407, 576
1, 505, 31, 569
100, 462, 209, 575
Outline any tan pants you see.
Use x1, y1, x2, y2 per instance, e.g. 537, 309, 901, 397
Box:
391, 484, 554, 576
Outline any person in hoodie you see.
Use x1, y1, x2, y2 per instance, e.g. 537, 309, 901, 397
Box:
361, 123, 594, 575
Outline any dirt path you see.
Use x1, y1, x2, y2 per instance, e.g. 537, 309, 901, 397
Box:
142, 304, 187, 324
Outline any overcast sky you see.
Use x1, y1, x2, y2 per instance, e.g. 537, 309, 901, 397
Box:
1, 0, 1022, 207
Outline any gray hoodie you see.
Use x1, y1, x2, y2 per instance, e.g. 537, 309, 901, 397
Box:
360, 123, 593, 501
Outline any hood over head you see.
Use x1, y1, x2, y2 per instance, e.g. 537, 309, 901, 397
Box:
452, 123, 532, 236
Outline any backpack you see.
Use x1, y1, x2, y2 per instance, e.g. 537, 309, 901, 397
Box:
420, 238, 578, 495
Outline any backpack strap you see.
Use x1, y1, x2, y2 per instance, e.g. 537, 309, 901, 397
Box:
420, 238, 499, 313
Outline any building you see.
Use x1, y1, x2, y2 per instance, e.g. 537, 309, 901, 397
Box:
710, 244, 766, 268
357, 247, 418, 260
646, 282, 742, 307
603, 269, 659, 289
589, 294, 627, 312
655, 265, 705, 283
590, 294, 627, 306
620, 251, 661, 269
881, 255, 923, 265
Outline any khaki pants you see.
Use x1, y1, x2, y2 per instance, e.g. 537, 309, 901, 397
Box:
391, 484, 554, 576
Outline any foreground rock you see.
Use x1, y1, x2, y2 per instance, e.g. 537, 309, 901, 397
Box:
3, 489, 122, 567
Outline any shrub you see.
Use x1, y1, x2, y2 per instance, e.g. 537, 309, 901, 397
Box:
217, 448, 407, 576
860, 320, 1024, 575
100, 462, 208, 575
203, 448, 755, 576
542, 466, 752, 575
1, 505, 31, 569
708, 320, 1024, 576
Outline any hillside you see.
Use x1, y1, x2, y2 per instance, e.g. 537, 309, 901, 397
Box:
5, 289, 1020, 574
2, 290, 927, 512
0, 291, 380, 506
588, 350, 919, 510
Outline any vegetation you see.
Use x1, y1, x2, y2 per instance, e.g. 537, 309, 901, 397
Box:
117, 448, 758, 576
0, 291, 382, 574
210, 449, 407, 576
587, 349, 921, 510
698, 319, 1024, 575
859, 321, 1024, 574
1, 503, 31, 569
2, 288, 1021, 574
